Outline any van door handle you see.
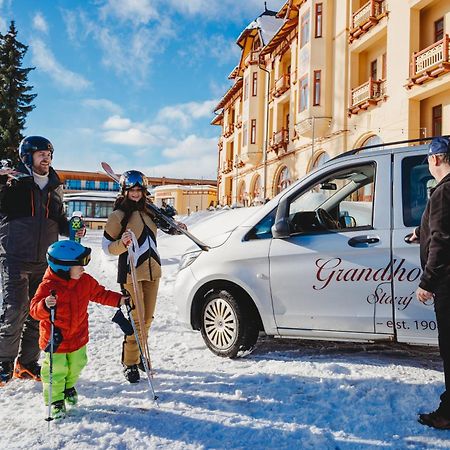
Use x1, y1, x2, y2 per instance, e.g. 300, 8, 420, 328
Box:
348, 235, 380, 248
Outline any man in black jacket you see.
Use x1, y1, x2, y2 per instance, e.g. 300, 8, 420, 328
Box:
413, 137, 450, 429
0, 136, 74, 386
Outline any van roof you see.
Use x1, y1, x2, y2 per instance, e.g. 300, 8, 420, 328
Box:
329, 135, 450, 163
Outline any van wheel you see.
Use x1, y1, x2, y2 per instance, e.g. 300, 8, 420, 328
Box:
200, 289, 258, 358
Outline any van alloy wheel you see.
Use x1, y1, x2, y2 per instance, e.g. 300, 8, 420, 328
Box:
200, 289, 259, 358
203, 297, 238, 350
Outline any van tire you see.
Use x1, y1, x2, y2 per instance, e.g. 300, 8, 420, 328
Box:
200, 289, 259, 358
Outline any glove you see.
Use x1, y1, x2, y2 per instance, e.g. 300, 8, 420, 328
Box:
112, 308, 134, 336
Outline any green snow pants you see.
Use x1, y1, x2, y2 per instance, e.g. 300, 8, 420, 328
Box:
41, 346, 87, 405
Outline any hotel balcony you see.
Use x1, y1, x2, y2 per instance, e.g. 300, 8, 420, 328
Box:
272, 74, 291, 98
348, 78, 386, 115
349, 0, 387, 43
223, 124, 234, 138
218, 139, 223, 151
235, 115, 242, 129
407, 35, 450, 88
244, 50, 260, 67
269, 128, 289, 154
222, 160, 233, 174
233, 158, 245, 169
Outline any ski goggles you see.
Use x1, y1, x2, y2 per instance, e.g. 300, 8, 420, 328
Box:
122, 171, 148, 190
47, 246, 92, 267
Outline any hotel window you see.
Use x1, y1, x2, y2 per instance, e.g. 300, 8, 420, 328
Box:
313, 70, 321, 106
66, 179, 81, 190
432, 104, 442, 136
243, 122, 248, 146
86, 180, 95, 190
299, 76, 309, 112
315, 3, 323, 38
252, 72, 258, 96
435, 17, 444, 42
300, 10, 310, 48
251, 119, 257, 144
99, 181, 109, 191
370, 59, 377, 81
244, 76, 249, 100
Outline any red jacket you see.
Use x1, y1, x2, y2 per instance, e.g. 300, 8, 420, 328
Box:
30, 268, 122, 353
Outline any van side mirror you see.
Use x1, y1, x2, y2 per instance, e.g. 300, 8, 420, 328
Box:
271, 217, 291, 239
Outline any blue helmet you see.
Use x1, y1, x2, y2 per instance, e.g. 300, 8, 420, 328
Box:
18, 136, 54, 168
47, 240, 91, 278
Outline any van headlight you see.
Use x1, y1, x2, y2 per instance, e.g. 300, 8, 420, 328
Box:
179, 250, 202, 271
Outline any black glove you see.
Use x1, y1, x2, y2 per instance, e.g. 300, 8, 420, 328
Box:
112, 308, 134, 336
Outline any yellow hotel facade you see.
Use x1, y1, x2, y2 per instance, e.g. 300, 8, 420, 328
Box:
212, 0, 450, 206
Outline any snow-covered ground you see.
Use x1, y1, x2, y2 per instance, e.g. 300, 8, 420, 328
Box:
1, 210, 450, 449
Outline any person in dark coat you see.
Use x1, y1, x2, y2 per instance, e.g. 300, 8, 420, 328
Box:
411, 137, 450, 429
0, 136, 82, 386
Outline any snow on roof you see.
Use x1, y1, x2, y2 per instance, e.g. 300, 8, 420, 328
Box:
238, 8, 283, 47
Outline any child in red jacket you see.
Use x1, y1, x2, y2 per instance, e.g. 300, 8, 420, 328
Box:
30, 240, 127, 419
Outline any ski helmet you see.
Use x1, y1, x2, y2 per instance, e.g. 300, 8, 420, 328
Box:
119, 170, 148, 194
47, 240, 91, 279
18, 136, 54, 168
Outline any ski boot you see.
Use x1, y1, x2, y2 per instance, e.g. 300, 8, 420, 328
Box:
13, 360, 41, 381
0, 361, 14, 386
51, 400, 66, 420
64, 387, 78, 406
123, 364, 140, 383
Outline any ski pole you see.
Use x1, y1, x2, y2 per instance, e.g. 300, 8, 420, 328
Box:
45, 290, 57, 427
125, 300, 159, 405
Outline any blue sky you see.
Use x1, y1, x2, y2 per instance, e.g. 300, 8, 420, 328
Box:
0, 0, 284, 179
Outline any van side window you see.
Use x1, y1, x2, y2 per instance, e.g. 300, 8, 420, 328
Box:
245, 209, 276, 240
402, 155, 434, 227
288, 163, 375, 233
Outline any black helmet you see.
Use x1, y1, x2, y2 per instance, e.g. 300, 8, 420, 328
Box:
119, 170, 148, 194
18, 136, 54, 167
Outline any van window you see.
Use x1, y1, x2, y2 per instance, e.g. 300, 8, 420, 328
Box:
246, 209, 276, 240
402, 155, 434, 227
288, 164, 375, 233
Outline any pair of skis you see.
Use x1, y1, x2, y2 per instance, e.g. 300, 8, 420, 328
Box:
101, 162, 209, 252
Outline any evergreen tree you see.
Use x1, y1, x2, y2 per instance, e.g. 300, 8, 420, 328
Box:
0, 21, 36, 164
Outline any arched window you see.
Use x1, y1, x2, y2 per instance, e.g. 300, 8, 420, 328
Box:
275, 166, 291, 195
237, 181, 246, 206
311, 151, 330, 170
361, 135, 384, 152
250, 174, 263, 205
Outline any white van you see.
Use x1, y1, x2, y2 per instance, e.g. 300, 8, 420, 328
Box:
174, 141, 437, 358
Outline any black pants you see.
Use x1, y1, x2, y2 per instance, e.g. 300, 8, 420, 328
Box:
0, 259, 47, 364
434, 286, 450, 417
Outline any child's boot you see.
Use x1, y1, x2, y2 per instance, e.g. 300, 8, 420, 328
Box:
51, 400, 66, 419
64, 387, 78, 406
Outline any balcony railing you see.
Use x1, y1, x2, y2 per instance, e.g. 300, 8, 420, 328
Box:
272, 74, 290, 98
269, 128, 289, 153
408, 34, 450, 86
349, 0, 387, 42
223, 124, 234, 138
222, 160, 233, 174
235, 115, 242, 129
349, 78, 386, 114
244, 50, 260, 66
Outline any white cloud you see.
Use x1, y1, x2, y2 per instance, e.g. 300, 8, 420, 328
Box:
31, 39, 90, 91
163, 0, 285, 20
157, 100, 217, 129
33, 12, 49, 34
100, 0, 159, 25
82, 98, 123, 115
102, 115, 132, 130
147, 135, 217, 178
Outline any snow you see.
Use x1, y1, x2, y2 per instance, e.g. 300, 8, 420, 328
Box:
1, 210, 450, 449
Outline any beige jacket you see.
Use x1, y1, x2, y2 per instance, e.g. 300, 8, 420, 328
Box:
103, 209, 162, 283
